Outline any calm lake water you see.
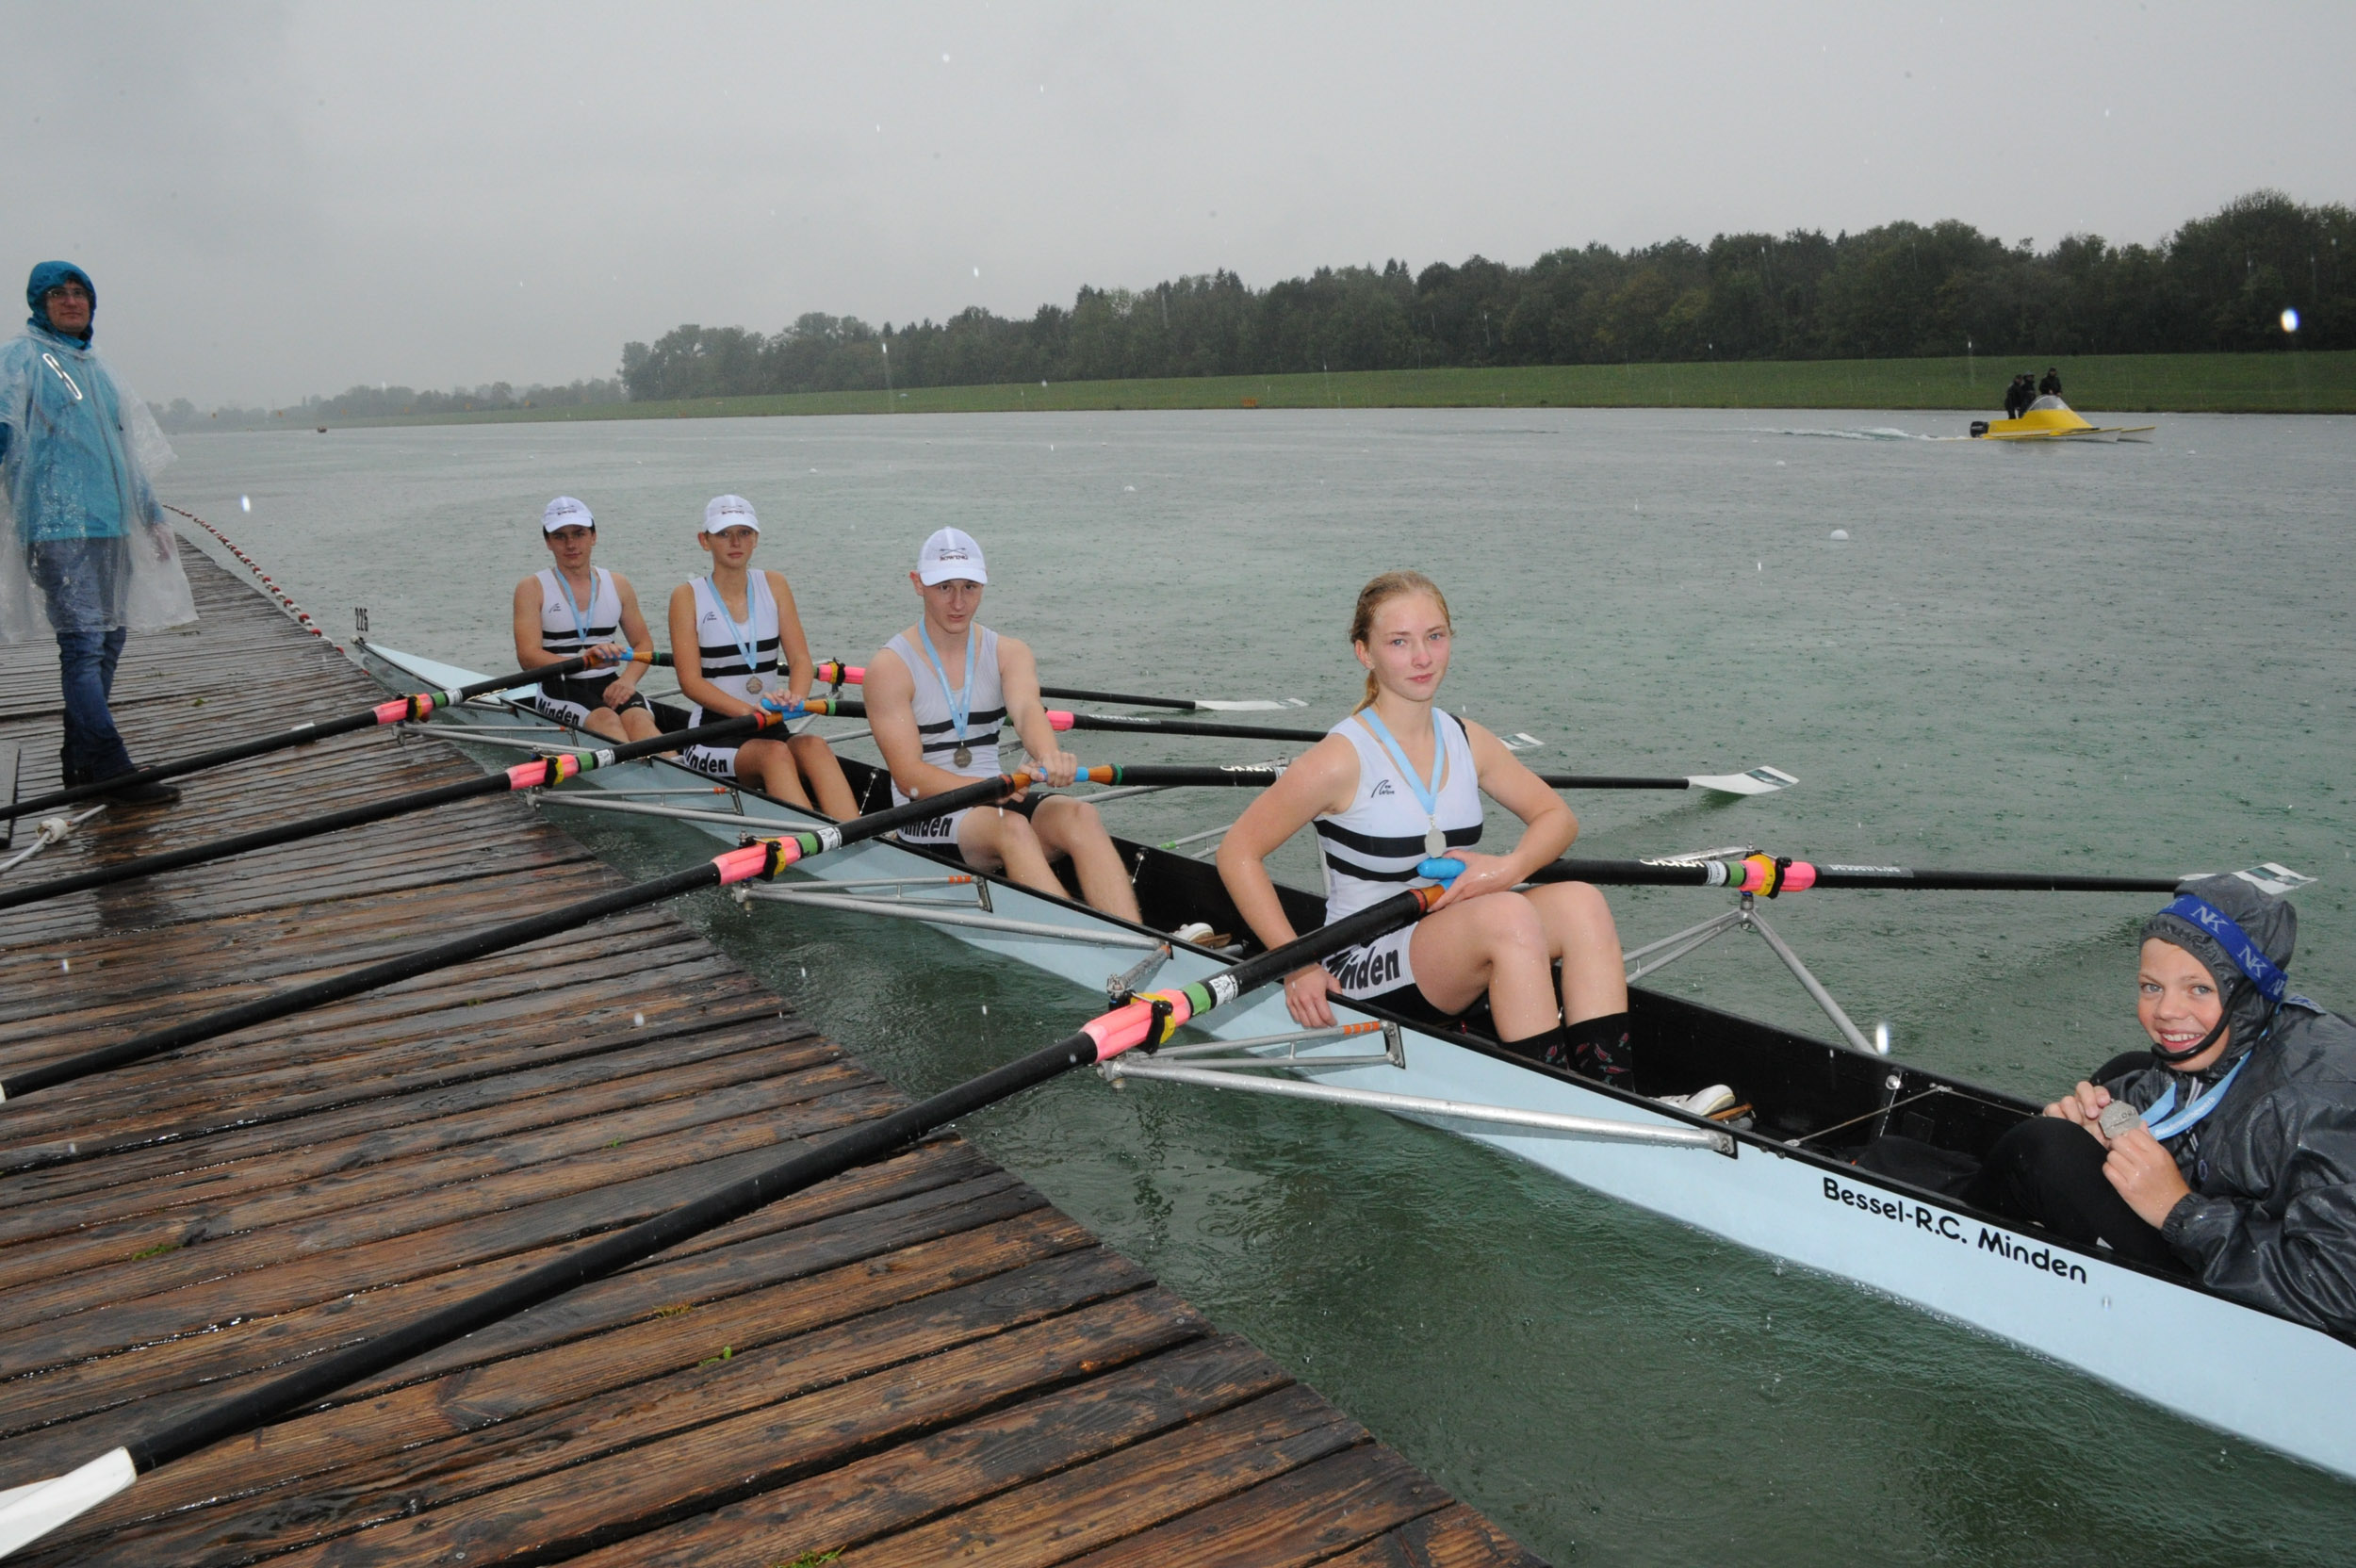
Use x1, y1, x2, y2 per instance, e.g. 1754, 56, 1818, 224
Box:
162, 408, 2356, 1565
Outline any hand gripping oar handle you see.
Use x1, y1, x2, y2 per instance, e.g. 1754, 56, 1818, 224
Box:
0, 884, 1442, 1556
1514, 855, 2190, 895
0, 703, 799, 916
0, 767, 1036, 1106
0, 650, 659, 822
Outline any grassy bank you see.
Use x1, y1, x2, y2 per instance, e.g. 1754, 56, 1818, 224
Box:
302, 350, 2355, 429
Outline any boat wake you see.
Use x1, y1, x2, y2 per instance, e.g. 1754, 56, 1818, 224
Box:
1742, 425, 1951, 442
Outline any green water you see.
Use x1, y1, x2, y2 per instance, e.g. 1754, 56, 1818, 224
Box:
164, 409, 2356, 1563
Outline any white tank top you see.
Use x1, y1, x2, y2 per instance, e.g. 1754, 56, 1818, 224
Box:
1315, 709, 1483, 924
535, 567, 622, 683
683, 572, 781, 727
884, 624, 1006, 807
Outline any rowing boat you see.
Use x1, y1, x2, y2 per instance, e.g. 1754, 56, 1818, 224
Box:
359, 641, 2356, 1480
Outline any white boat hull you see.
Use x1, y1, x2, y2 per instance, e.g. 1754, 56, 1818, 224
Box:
363, 645, 2356, 1481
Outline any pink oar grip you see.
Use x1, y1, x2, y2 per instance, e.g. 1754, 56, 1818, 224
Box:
1780, 861, 1818, 891
713, 843, 779, 885
1048, 710, 1074, 731
1081, 988, 1196, 1060
373, 698, 413, 725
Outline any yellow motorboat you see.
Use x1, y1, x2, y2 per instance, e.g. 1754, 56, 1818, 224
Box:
1970, 396, 2154, 442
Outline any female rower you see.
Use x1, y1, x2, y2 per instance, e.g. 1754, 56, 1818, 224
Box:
1957, 874, 2356, 1334
665, 494, 857, 818
512, 496, 659, 745
1216, 571, 1636, 1081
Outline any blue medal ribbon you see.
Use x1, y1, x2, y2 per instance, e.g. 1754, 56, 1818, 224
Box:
2138, 1052, 2251, 1140
706, 575, 764, 681
553, 568, 599, 662
1358, 708, 1450, 856
917, 619, 978, 760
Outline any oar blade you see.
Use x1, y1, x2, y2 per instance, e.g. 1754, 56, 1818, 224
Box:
0, 1448, 136, 1557
2219, 862, 2315, 897
1686, 765, 1799, 797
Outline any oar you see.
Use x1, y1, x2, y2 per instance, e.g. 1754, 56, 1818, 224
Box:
811, 662, 1297, 713
0, 769, 1047, 1107
804, 700, 1795, 795
0, 705, 802, 916
1488, 854, 2314, 897
0, 651, 658, 823
0, 883, 1439, 1556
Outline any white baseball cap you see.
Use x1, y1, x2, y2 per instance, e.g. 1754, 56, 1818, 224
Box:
917, 526, 987, 585
702, 495, 761, 534
542, 496, 594, 533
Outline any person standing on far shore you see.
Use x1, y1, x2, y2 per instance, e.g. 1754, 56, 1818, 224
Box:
0, 262, 195, 805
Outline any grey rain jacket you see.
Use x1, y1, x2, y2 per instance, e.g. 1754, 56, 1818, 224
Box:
2102, 874, 2356, 1339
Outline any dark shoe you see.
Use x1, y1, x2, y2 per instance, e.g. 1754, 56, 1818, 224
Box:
58, 748, 90, 789
101, 776, 181, 808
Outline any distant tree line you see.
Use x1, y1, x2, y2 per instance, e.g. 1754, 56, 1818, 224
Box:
617, 190, 2351, 401
156, 377, 625, 431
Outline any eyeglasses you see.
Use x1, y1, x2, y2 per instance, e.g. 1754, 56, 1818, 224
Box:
44, 285, 90, 302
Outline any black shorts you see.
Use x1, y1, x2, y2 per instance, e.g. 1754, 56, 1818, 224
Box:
533, 676, 649, 728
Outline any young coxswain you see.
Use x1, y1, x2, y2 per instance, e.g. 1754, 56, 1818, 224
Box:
511, 496, 659, 744
1939, 874, 2356, 1333
1217, 571, 1638, 1080
664, 494, 856, 818
865, 527, 1141, 922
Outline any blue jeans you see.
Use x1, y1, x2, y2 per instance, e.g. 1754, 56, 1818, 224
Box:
27, 537, 135, 781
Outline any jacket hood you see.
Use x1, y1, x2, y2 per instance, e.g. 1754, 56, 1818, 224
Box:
25, 261, 94, 344
2140, 874, 2299, 1064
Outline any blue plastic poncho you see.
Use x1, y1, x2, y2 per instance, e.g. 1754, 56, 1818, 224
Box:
0, 262, 196, 643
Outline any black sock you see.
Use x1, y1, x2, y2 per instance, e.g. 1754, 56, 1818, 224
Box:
1562, 1011, 1635, 1086
1499, 1024, 1570, 1067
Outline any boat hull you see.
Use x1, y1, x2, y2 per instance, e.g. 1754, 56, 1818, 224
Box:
360, 644, 2356, 1480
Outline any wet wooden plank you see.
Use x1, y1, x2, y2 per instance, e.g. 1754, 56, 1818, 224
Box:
0, 549, 1540, 1566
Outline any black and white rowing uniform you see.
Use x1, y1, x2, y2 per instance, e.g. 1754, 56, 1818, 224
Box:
1315, 709, 1483, 1003
884, 624, 1027, 847
679, 573, 790, 779
530, 566, 649, 728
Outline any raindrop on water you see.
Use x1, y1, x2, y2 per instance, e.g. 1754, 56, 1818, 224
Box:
239, 494, 252, 512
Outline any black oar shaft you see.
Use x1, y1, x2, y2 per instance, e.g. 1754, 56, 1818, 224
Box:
119, 884, 1436, 1476
0, 709, 792, 915
0, 770, 1026, 1104
0, 657, 604, 822
1521, 858, 2184, 894
1534, 774, 1693, 791
1037, 684, 1201, 711
0, 863, 723, 1102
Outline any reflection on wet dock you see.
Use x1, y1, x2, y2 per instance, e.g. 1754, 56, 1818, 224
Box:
0, 548, 1539, 1565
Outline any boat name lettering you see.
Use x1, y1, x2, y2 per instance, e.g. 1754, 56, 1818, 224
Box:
1819, 1177, 2089, 1281
1976, 1227, 2090, 1282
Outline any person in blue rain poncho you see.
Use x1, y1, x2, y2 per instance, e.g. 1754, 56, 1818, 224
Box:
0, 261, 196, 805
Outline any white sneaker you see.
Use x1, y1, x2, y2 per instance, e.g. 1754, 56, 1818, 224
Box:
1170, 922, 1216, 946
1656, 1084, 1738, 1119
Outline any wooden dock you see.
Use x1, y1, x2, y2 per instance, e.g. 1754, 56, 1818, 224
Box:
0, 549, 1541, 1567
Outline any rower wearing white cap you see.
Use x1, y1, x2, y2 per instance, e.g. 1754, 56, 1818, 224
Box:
665, 495, 856, 818
867, 527, 1141, 922
511, 496, 659, 744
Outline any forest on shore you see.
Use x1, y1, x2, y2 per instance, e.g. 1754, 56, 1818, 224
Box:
183, 189, 2348, 427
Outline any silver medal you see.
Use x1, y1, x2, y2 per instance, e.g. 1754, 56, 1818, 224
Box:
1424, 824, 1447, 858
2098, 1100, 2142, 1140
743, 675, 764, 695
954, 744, 973, 768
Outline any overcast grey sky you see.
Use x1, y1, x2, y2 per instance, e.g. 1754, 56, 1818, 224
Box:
11, 1, 2350, 405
